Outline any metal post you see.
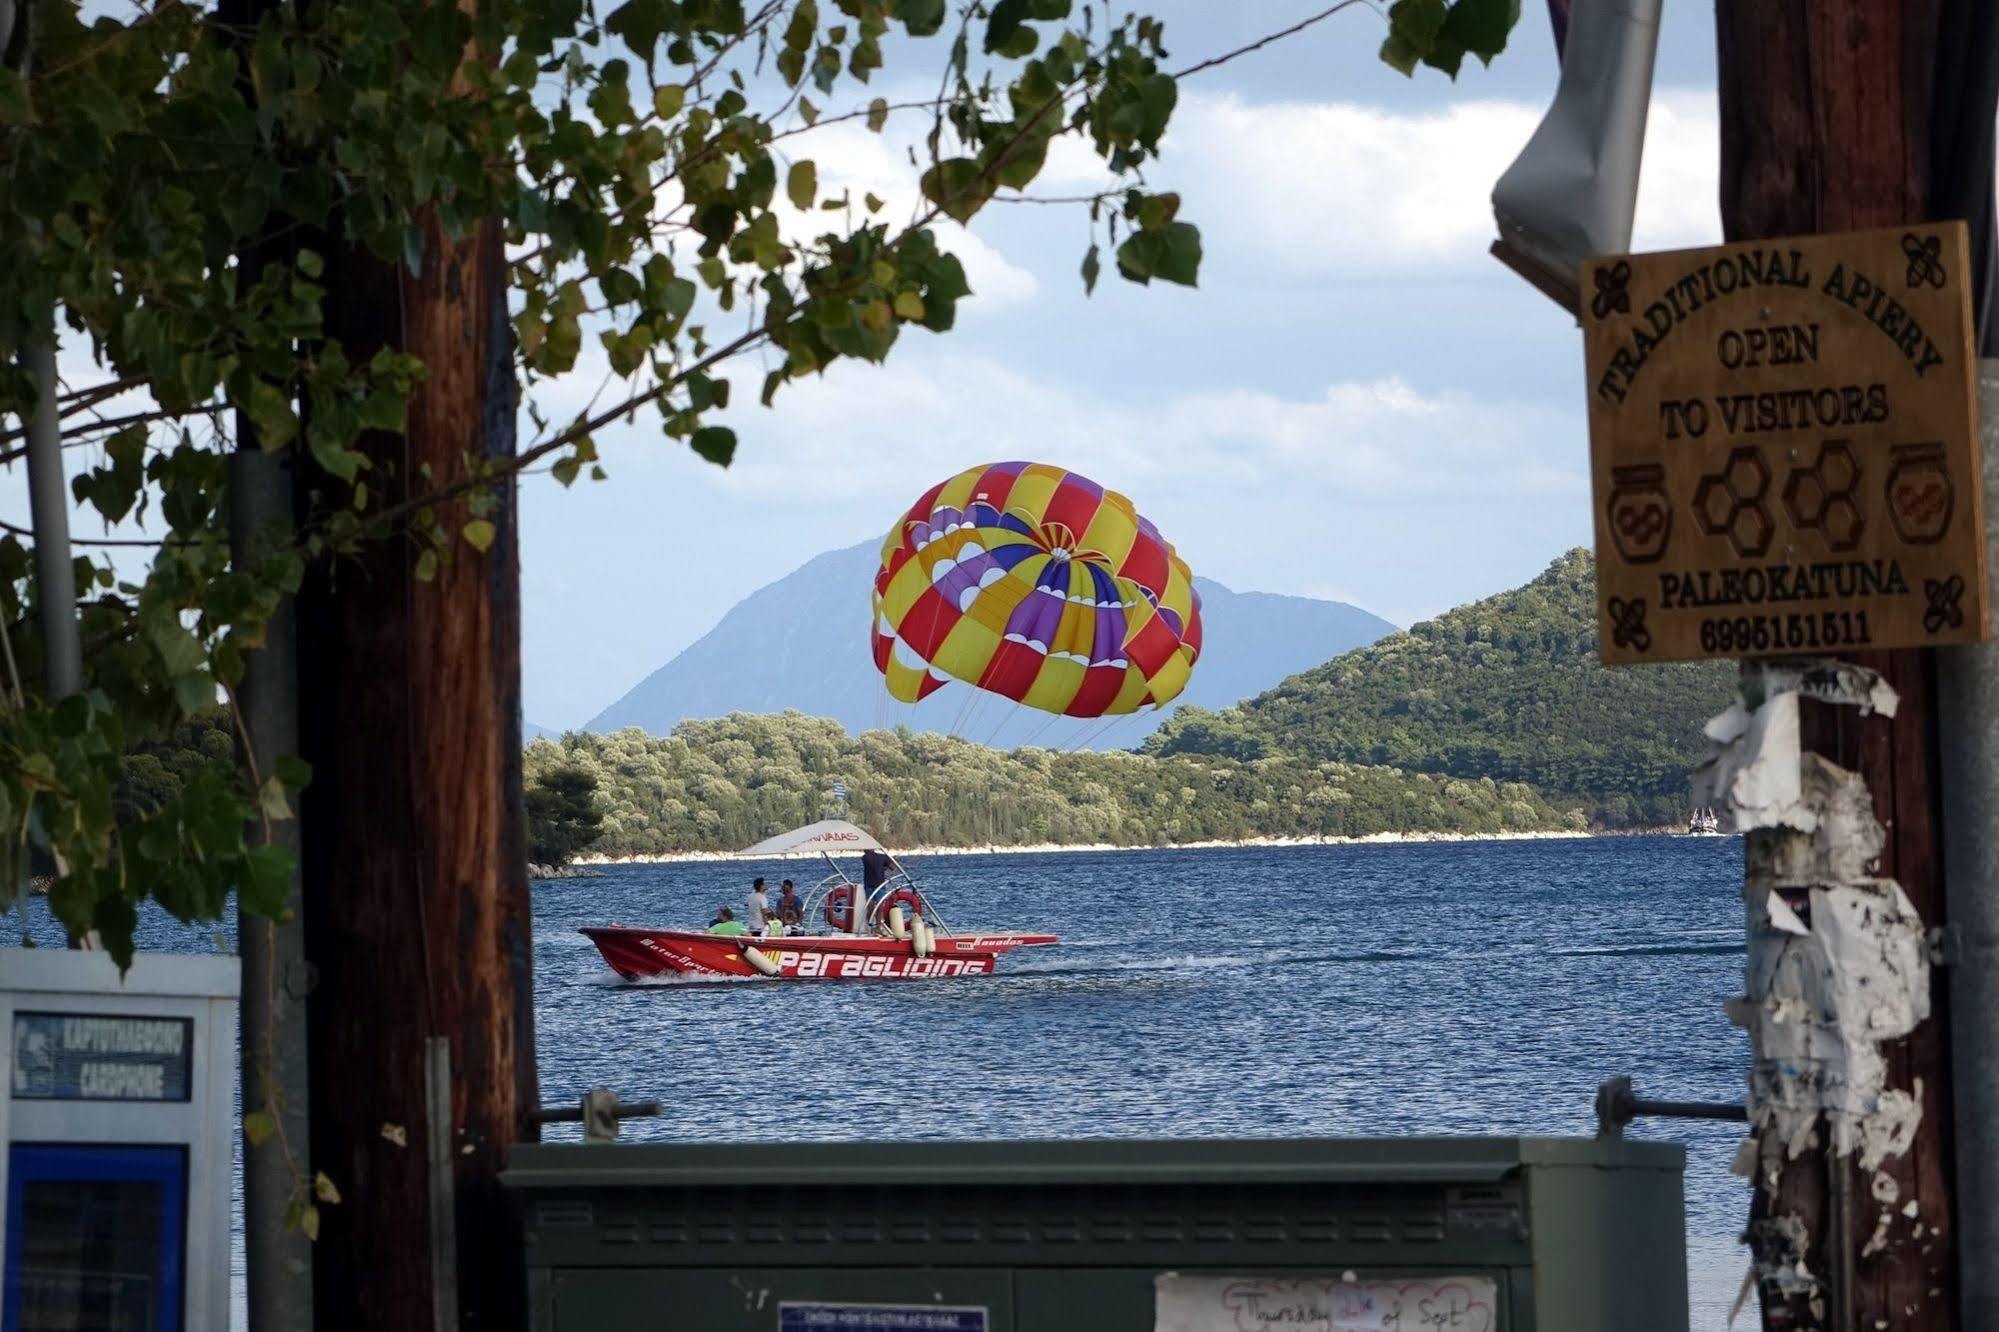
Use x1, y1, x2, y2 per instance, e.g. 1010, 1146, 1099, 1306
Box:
425, 1037, 460, 1332
230, 446, 314, 1331
1939, 359, 1999, 1329
22, 344, 78, 699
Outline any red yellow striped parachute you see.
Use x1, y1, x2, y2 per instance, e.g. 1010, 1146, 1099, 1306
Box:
871, 462, 1202, 719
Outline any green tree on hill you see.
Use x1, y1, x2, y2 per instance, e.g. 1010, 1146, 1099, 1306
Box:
526, 766, 606, 867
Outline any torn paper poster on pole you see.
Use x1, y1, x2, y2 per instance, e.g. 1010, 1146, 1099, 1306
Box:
1696, 659, 1935, 1307
1732, 878, 1929, 1165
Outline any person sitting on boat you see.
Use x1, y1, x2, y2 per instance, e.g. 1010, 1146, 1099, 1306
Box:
709, 907, 748, 936
745, 878, 771, 934
776, 879, 803, 927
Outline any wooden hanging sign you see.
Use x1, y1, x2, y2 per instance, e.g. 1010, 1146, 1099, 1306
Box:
1582, 222, 1988, 665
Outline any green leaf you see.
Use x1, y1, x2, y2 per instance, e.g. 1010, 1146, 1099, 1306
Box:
606, 0, 667, 60
0, 69, 35, 125
296, 249, 325, 278
894, 0, 946, 36
359, 390, 407, 434
1115, 221, 1201, 287
984, 0, 1028, 53
1376, 0, 1510, 77
314, 1171, 343, 1205
1081, 243, 1101, 296
653, 84, 685, 118
415, 549, 439, 582
259, 775, 293, 823
784, 0, 819, 51
461, 519, 497, 553
892, 291, 925, 320
275, 755, 313, 790
244, 380, 298, 449
1136, 192, 1180, 232
787, 160, 817, 211
867, 98, 889, 132
1151, 223, 1202, 286
690, 425, 736, 465
239, 844, 294, 918
1442, 0, 1519, 65
919, 158, 990, 224
245, 1110, 277, 1147
1386, 0, 1448, 49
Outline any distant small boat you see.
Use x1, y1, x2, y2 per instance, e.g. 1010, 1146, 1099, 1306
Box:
1684, 807, 1722, 836
579, 820, 1057, 982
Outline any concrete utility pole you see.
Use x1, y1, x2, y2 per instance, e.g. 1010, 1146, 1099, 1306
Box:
217, 0, 316, 1317
295, 179, 537, 1331
1717, 3, 1959, 1326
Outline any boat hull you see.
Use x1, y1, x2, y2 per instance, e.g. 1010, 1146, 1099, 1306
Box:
579, 926, 1058, 981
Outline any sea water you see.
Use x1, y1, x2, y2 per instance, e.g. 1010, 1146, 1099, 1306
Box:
15, 834, 1754, 1329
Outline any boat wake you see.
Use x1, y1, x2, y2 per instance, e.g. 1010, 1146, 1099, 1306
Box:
1012, 948, 1420, 980
1553, 941, 1746, 958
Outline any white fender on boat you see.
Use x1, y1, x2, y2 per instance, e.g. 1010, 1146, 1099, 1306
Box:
885, 905, 912, 941
742, 946, 782, 976
912, 917, 933, 957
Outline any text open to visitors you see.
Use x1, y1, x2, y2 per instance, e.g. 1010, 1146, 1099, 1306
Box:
1581, 221, 1989, 665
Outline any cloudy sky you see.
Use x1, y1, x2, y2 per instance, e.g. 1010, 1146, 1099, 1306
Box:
516, 3, 1726, 728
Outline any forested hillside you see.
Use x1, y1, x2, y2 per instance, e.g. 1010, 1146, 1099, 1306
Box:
525, 713, 1577, 857
1144, 550, 1732, 826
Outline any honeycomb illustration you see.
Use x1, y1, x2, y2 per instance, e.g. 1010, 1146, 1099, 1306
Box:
1781, 441, 1864, 551
1693, 446, 1773, 557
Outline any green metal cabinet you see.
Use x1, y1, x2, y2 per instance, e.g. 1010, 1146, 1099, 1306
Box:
503, 1136, 1688, 1331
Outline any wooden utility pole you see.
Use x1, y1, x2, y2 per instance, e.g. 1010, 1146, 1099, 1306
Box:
295, 204, 537, 1326
1717, 4, 1957, 1326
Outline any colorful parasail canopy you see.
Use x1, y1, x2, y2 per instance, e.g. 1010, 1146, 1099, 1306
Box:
871, 462, 1202, 718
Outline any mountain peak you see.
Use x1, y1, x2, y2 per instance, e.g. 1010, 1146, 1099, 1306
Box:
583, 540, 1397, 748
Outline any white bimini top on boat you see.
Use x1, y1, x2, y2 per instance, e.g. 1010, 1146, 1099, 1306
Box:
739, 819, 887, 857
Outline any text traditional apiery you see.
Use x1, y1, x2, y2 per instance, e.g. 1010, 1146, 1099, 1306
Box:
1581, 222, 1989, 665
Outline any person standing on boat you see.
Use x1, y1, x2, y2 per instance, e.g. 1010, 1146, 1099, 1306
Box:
776, 879, 803, 927
709, 907, 747, 936
745, 878, 771, 934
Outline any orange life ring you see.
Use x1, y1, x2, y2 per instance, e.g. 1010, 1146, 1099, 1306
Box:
824, 885, 857, 930
875, 887, 924, 928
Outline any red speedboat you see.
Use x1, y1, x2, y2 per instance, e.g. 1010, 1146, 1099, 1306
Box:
579, 820, 1058, 981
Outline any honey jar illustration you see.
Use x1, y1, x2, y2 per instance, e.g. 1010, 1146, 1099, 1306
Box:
1887, 442, 1954, 545
1607, 464, 1672, 564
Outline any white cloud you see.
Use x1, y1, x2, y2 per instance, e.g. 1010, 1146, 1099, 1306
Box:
717, 352, 1582, 513
1036, 87, 1721, 282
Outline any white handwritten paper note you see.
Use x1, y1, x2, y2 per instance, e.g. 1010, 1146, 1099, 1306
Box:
1153, 1274, 1499, 1332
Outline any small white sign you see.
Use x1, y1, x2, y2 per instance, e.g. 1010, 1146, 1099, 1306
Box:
1153, 1274, 1499, 1332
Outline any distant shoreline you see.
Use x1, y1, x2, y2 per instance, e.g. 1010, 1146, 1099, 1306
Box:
570, 827, 1616, 867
